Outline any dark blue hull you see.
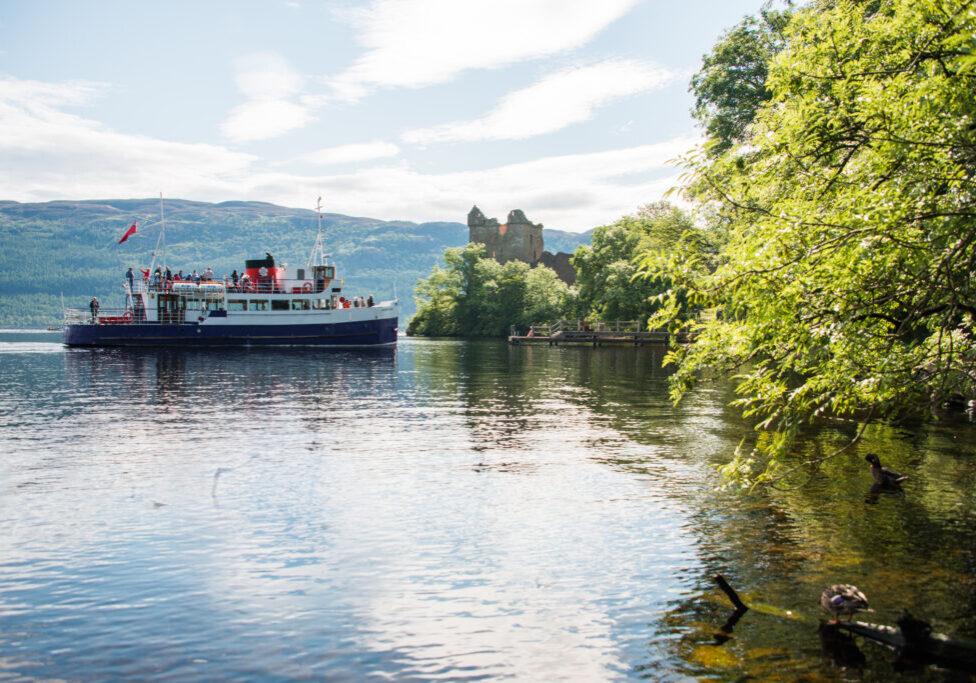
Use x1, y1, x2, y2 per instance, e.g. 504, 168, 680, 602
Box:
63, 317, 398, 347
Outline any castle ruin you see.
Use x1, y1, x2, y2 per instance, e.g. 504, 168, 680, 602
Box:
467, 206, 575, 285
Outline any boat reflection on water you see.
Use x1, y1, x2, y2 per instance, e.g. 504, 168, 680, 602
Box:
62, 345, 398, 417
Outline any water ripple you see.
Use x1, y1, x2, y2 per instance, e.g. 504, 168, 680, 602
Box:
1, 334, 974, 680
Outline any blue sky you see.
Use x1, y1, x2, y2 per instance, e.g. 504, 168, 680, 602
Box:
1, 0, 766, 232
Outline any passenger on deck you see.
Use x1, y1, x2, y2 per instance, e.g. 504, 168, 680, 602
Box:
191, 270, 199, 283
231, 270, 239, 290
126, 267, 134, 290
203, 266, 214, 281
89, 296, 99, 323
367, 295, 374, 307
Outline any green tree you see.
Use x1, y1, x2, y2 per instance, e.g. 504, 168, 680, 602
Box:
464, 258, 530, 336
574, 202, 711, 325
690, 5, 792, 155
408, 243, 576, 336
650, 0, 976, 487
522, 265, 576, 330
408, 263, 464, 336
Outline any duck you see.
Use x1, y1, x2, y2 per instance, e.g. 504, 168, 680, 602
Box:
821, 584, 872, 624
865, 453, 908, 487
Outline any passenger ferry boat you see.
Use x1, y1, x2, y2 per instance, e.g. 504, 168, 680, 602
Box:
62, 202, 398, 347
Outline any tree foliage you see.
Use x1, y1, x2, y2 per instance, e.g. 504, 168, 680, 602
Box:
574, 202, 715, 325
648, 0, 976, 487
690, 5, 793, 155
407, 244, 576, 336
410, 202, 714, 337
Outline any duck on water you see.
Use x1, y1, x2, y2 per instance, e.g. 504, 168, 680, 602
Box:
821, 584, 872, 625
865, 453, 908, 487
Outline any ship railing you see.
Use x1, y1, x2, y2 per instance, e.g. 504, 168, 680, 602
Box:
64, 307, 140, 325
230, 278, 327, 294
142, 277, 337, 295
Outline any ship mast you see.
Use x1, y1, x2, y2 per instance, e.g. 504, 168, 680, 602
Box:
147, 192, 167, 275
159, 192, 166, 271
306, 196, 331, 268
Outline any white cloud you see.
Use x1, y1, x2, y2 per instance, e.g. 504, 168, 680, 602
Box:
221, 52, 312, 143
221, 100, 312, 144
302, 141, 401, 166
234, 51, 304, 101
0, 77, 106, 110
0, 76, 255, 201
240, 137, 698, 231
0, 75, 697, 232
328, 0, 640, 101
403, 60, 675, 144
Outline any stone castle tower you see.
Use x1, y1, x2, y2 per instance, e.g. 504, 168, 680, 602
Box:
467, 206, 544, 265
467, 205, 575, 285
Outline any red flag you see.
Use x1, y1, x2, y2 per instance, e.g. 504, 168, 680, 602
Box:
118, 221, 137, 244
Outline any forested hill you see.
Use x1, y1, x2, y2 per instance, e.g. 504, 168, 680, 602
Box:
0, 198, 591, 327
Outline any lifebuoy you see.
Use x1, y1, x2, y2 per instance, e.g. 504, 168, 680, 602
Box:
122, 310, 133, 322
302, 282, 313, 293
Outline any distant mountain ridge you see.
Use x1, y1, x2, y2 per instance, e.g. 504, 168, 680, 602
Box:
0, 198, 592, 327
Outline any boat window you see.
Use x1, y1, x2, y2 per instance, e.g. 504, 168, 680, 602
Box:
296, 268, 305, 280
312, 299, 331, 310
292, 299, 310, 311
188, 297, 210, 310
227, 299, 247, 311
271, 299, 289, 311
250, 299, 268, 311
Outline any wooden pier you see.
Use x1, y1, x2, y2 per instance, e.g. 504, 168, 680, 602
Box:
507, 319, 669, 346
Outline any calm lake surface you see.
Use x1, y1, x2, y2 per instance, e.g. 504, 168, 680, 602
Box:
1, 330, 974, 680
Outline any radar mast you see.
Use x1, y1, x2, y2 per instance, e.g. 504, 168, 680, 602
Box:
306, 196, 332, 268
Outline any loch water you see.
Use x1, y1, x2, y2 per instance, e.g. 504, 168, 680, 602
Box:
1, 330, 975, 681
